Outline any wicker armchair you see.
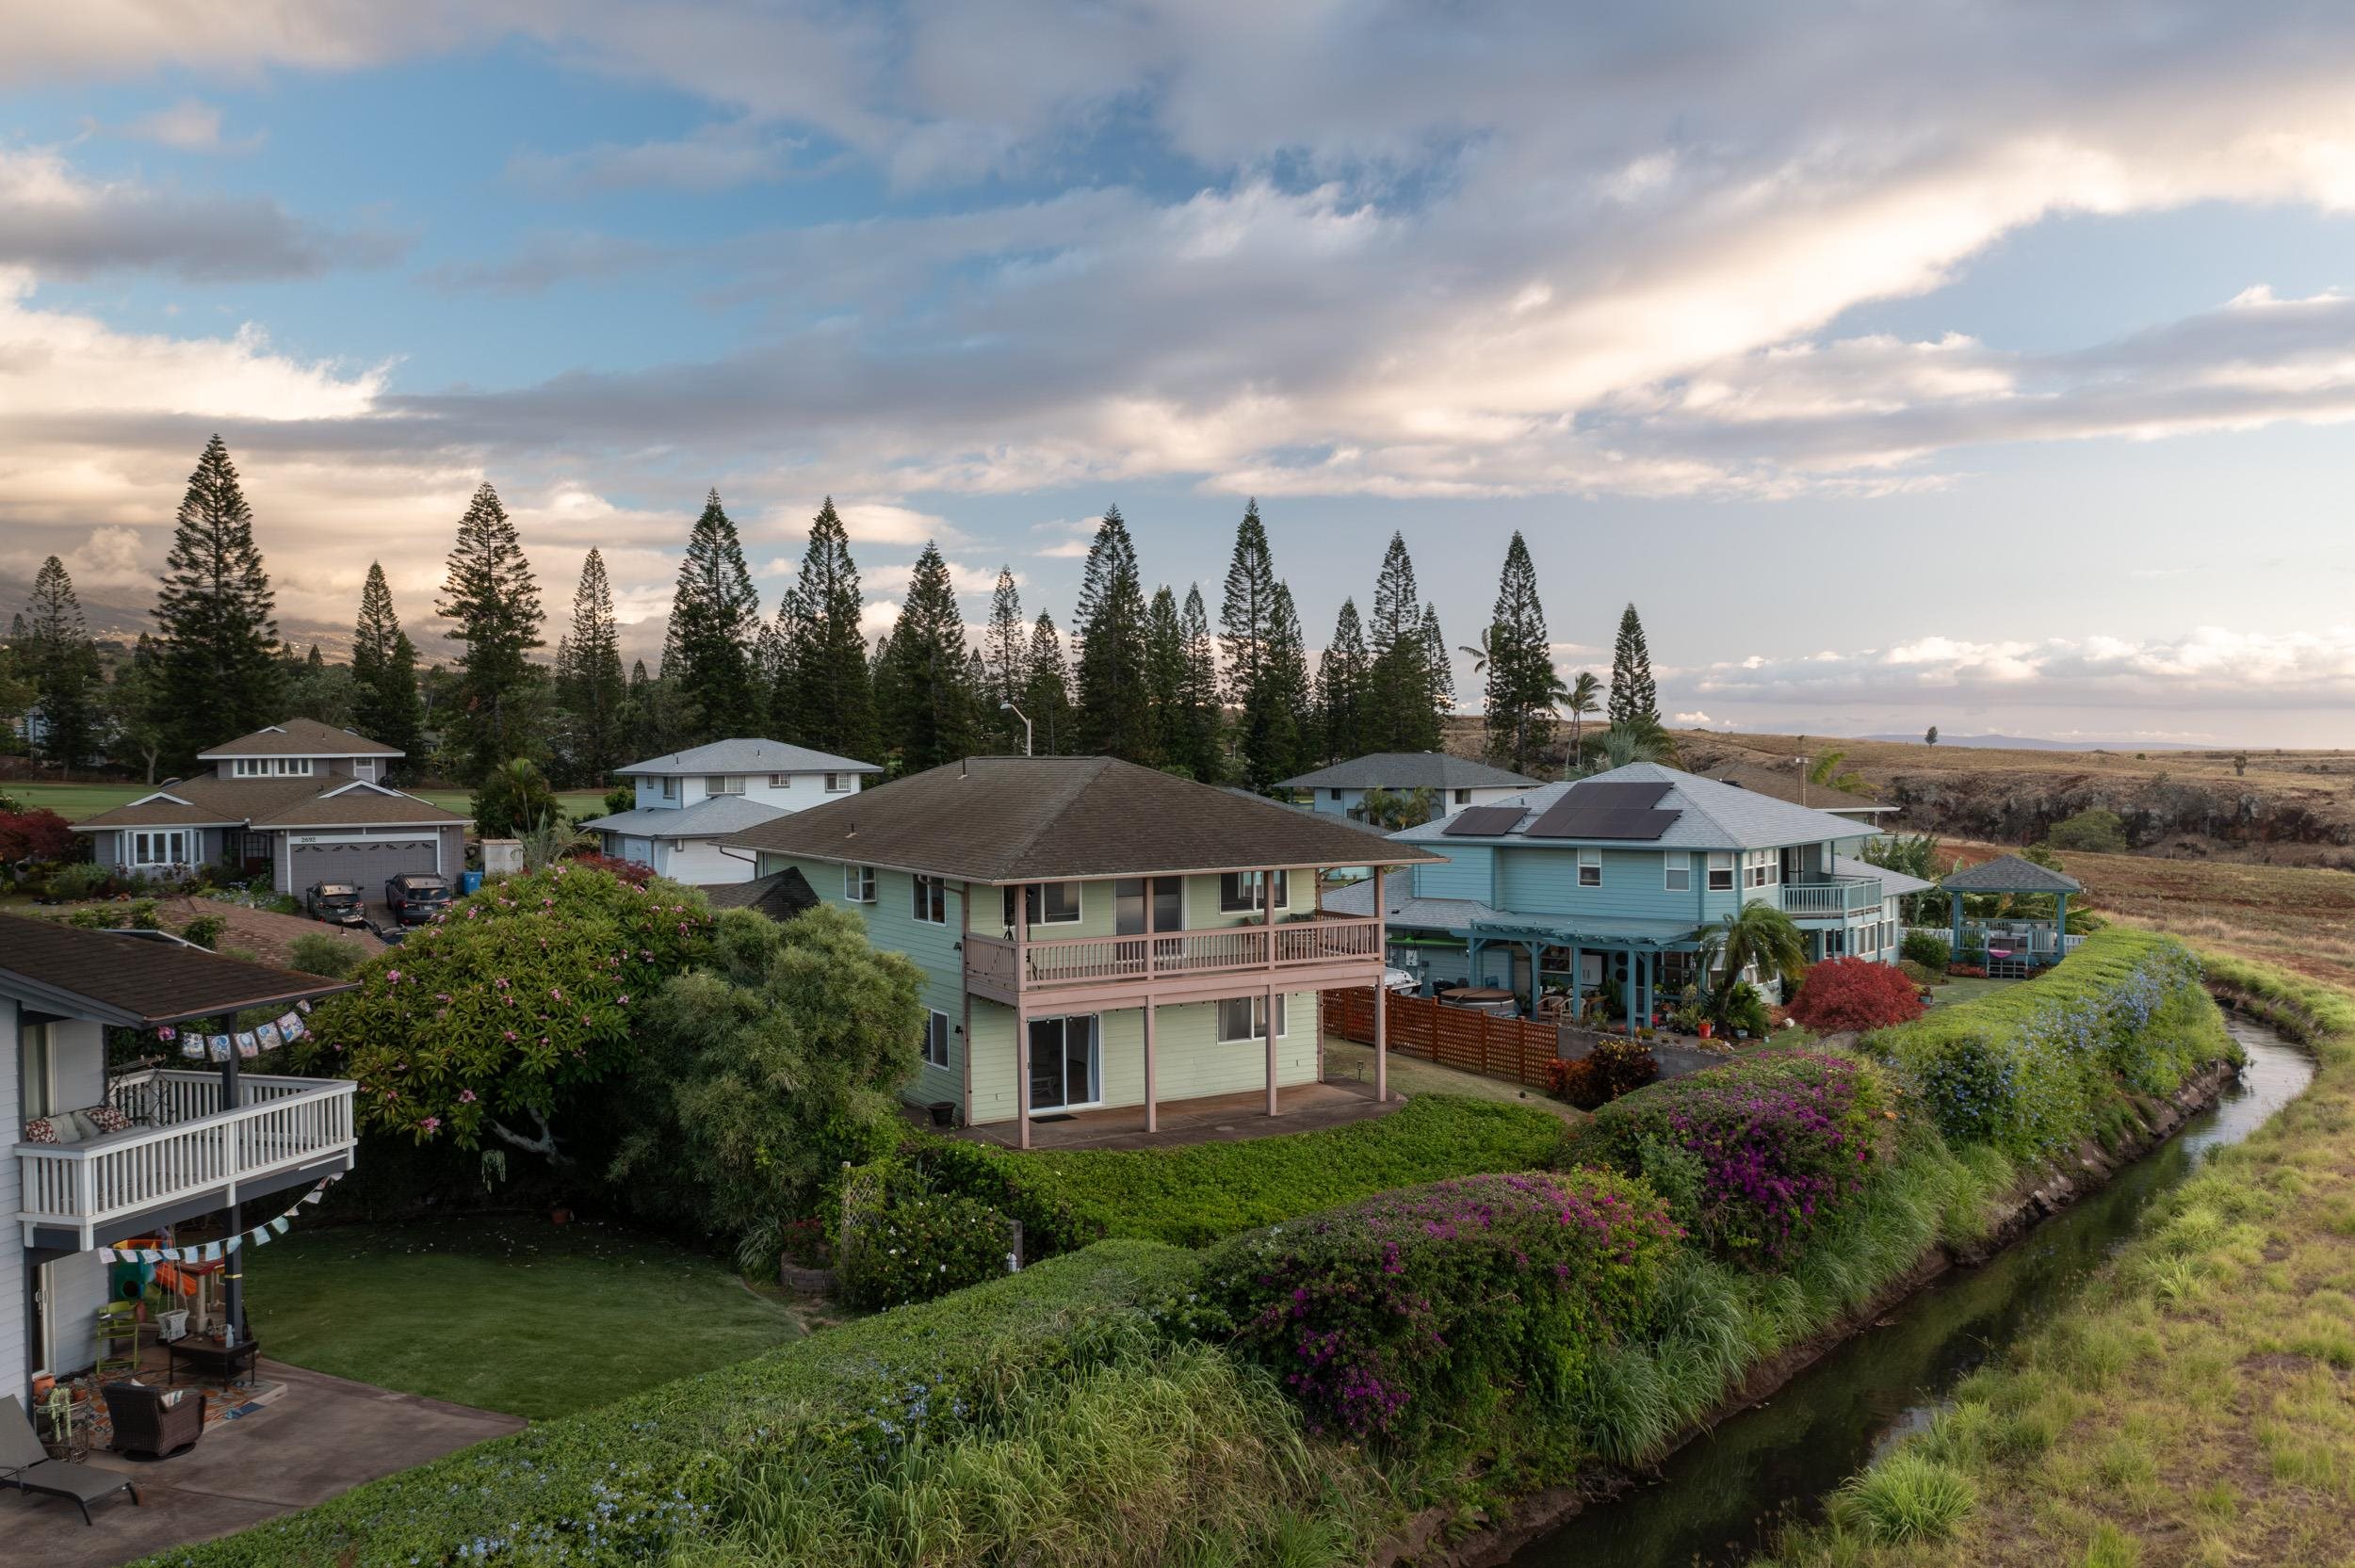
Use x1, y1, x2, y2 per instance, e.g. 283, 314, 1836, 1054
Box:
101, 1382, 205, 1461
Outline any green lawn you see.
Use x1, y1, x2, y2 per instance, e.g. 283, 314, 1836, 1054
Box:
245, 1217, 806, 1420
8, 781, 609, 830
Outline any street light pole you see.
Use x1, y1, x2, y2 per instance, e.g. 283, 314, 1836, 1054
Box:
999, 701, 1032, 756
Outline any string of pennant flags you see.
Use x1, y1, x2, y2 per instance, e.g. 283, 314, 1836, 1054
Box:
99, 1172, 345, 1265
154, 995, 313, 1063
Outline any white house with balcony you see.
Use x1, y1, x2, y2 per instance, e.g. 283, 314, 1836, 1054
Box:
577, 738, 882, 884
4, 918, 359, 1404
1325, 762, 1933, 1026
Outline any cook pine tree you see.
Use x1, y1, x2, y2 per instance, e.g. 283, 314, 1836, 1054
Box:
1366, 532, 1441, 752
436, 481, 544, 781
1607, 603, 1660, 733
779, 498, 876, 762
350, 561, 426, 770
1316, 598, 1372, 764
1175, 585, 1224, 781
1480, 532, 1555, 775
1257, 581, 1312, 785
663, 490, 764, 745
1219, 500, 1293, 789
559, 549, 629, 784
154, 434, 281, 768
877, 542, 982, 771
1021, 611, 1073, 755
24, 556, 102, 771
1071, 506, 1154, 762
983, 567, 1029, 752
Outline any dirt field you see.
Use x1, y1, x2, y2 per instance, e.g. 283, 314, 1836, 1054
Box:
155, 896, 387, 968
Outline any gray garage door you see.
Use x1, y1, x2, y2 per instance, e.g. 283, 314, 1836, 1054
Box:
287, 837, 439, 896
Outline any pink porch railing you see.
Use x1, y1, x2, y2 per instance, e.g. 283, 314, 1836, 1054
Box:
965, 916, 1383, 994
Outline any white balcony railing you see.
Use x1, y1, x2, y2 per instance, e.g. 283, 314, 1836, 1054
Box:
18, 1069, 357, 1248
965, 915, 1385, 994
1778, 877, 1884, 918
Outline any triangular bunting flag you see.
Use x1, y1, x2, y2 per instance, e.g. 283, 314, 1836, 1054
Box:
302, 1188, 324, 1204
249, 1228, 270, 1247
270, 1216, 291, 1235
99, 1248, 117, 1264
222, 1237, 241, 1255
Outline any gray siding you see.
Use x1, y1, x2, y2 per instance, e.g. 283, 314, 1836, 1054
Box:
2, 996, 23, 1398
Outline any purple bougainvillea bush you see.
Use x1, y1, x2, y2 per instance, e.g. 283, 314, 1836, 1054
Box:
1205, 1170, 1680, 1447
1571, 1049, 1895, 1266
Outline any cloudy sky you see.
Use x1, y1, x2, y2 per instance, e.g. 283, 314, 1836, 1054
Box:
8, 2, 2355, 745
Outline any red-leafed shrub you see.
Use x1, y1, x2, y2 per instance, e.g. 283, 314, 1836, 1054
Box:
1543, 1037, 1661, 1109
1790, 957, 1927, 1033
563, 851, 654, 886
1947, 962, 1988, 979
0, 807, 75, 864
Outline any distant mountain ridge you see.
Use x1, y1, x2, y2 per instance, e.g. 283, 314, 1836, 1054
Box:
1854, 733, 2211, 752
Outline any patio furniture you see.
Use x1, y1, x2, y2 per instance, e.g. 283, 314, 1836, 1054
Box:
100, 1382, 207, 1461
167, 1335, 259, 1391
0, 1395, 140, 1526
95, 1302, 142, 1380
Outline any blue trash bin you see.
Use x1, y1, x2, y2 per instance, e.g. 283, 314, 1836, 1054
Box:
459, 870, 485, 896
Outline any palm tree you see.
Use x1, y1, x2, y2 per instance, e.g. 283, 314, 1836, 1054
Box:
1691, 900, 1809, 1021
1582, 722, 1668, 776
1457, 623, 1500, 678
1564, 671, 1600, 762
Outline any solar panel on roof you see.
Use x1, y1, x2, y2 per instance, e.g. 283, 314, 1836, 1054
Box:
1524, 780, 1681, 840
1441, 804, 1526, 836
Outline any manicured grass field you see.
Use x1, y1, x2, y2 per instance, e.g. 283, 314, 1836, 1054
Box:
7, 781, 609, 831
245, 1217, 805, 1420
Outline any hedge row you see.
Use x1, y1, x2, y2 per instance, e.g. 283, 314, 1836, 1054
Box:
137, 1241, 1202, 1568
1861, 928, 2230, 1160
905, 1093, 1568, 1250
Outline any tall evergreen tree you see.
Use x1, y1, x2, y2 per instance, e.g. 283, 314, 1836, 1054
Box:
983, 567, 1028, 751
1257, 582, 1311, 786
558, 549, 627, 784
154, 434, 280, 765
1071, 507, 1153, 761
1481, 532, 1554, 774
1176, 585, 1224, 782
1420, 603, 1454, 716
877, 542, 982, 771
436, 481, 544, 780
1607, 603, 1660, 732
24, 556, 101, 770
1143, 586, 1188, 771
781, 498, 876, 761
1021, 611, 1073, 755
106, 634, 169, 783
664, 490, 762, 744
350, 561, 426, 767
1316, 598, 1373, 764
1219, 501, 1294, 788
1366, 533, 1440, 752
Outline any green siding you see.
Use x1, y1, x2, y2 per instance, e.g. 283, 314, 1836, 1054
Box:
966, 992, 1320, 1125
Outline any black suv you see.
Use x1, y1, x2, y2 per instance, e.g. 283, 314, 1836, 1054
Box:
384, 872, 454, 924
304, 881, 366, 925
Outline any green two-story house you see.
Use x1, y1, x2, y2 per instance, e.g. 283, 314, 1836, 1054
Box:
1328, 762, 1930, 1026
723, 756, 1436, 1146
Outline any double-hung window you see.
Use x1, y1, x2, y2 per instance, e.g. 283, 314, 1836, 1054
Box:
912, 874, 948, 924
923, 1010, 950, 1068
1216, 994, 1288, 1043
130, 830, 188, 866
843, 864, 875, 902
660, 776, 678, 800
1454, 788, 1471, 804
706, 775, 744, 796
1577, 848, 1602, 887
824, 772, 853, 793
1663, 851, 1691, 892
1744, 851, 1779, 890
1219, 869, 1289, 913
768, 773, 791, 788
1706, 851, 1735, 891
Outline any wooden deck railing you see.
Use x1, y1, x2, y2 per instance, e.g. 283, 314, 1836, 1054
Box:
1322, 987, 1562, 1091
18, 1072, 356, 1247
966, 916, 1383, 994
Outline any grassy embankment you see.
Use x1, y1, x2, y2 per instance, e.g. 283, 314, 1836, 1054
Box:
1755, 950, 2355, 1568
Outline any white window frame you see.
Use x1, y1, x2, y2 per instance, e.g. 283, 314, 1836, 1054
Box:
769, 773, 792, 788
129, 829, 190, 866
1219, 869, 1290, 913
1577, 848, 1602, 887
671, 839, 687, 853
233, 756, 314, 778
706, 775, 745, 796
1216, 994, 1290, 1043
844, 864, 875, 902
912, 873, 948, 925
1454, 788, 1471, 804
924, 1009, 951, 1069
1663, 851, 1691, 892
1037, 881, 1081, 925
660, 776, 677, 800
1707, 851, 1735, 891
825, 772, 853, 793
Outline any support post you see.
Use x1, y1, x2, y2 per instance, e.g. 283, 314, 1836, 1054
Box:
219, 1023, 247, 1343
1265, 979, 1280, 1118
1625, 952, 1638, 1037
1951, 887, 1963, 963
1568, 944, 1583, 1024
1373, 866, 1389, 1104
2055, 892, 2069, 960
1143, 996, 1158, 1134
1015, 1010, 1031, 1151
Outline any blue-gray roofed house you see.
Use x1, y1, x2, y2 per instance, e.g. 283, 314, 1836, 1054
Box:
577, 738, 881, 883
1277, 752, 1542, 824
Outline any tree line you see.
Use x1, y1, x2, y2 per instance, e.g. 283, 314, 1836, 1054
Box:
4, 435, 1665, 792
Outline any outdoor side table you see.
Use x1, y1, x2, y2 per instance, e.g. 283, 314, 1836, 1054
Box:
168, 1338, 260, 1391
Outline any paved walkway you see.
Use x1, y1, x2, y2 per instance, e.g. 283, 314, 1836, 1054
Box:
5, 1360, 522, 1568
950, 1075, 1399, 1151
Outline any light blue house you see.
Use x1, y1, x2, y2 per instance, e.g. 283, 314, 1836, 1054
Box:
1277, 752, 1542, 824
1326, 762, 1931, 1029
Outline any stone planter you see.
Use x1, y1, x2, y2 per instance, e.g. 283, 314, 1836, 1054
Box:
778, 1260, 836, 1297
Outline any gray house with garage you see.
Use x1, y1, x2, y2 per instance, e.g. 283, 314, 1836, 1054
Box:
68, 718, 465, 895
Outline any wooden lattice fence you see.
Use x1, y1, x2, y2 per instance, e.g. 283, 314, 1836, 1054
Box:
1322, 987, 1563, 1090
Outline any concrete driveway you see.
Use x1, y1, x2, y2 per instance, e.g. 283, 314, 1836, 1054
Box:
4, 1361, 523, 1568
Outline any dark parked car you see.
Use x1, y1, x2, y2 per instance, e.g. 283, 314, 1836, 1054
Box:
303, 881, 365, 925
384, 872, 453, 924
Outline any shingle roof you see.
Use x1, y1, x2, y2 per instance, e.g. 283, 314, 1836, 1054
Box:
1941, 852, 2084, 895
1391, 763, 1883, 851
1323, 870, 1500, 930
577, 796, 790, 837
0, 916, 358, 1026
1833, 854, 1933, 897
617, 738, 882, 777
724, 755, 1439, 881
199, 718, 402, 758
1278, 752, 1543, 792
700, 867, 821, 920
72, 774, 461, 831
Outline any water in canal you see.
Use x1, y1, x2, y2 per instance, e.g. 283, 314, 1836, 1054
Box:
1509, 1015, 2314, 1568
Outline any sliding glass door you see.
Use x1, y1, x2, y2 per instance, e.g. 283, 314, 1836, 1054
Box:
1028, 1013, 1100, 1110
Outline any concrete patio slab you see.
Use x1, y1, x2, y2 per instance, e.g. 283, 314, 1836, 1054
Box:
4, 1360, 523, 1568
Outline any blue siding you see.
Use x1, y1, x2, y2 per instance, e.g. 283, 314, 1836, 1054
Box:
1415, 846, 1493, 901
1494, 847, 1708, 922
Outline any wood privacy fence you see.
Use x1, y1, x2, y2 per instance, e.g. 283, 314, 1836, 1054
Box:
1323, 988, 1563, 1090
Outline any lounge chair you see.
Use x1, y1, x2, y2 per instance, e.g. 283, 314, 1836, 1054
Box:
0, 1395, 140, 1525
102, 1382, 207, 1461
